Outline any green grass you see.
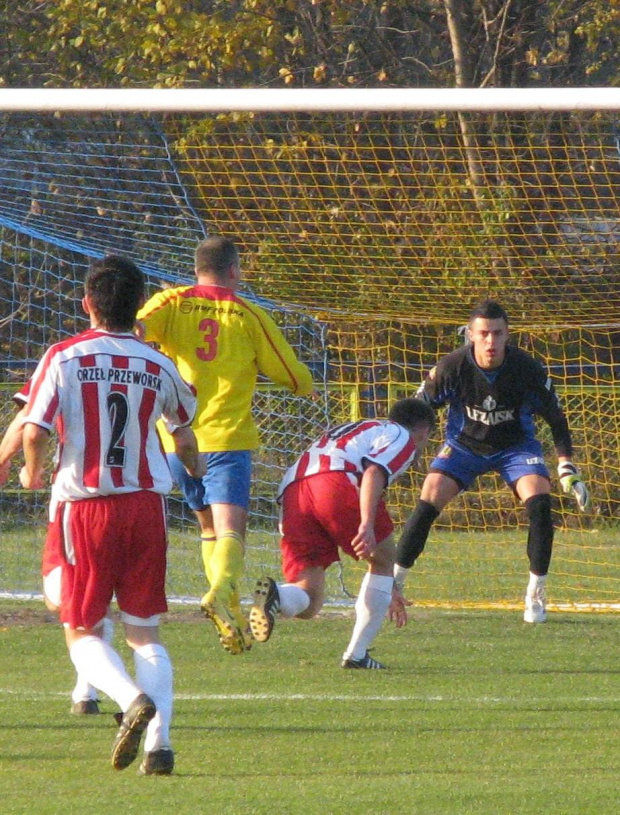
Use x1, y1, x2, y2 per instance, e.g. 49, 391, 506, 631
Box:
1, 601, 618, 814
3, 523, 620, 610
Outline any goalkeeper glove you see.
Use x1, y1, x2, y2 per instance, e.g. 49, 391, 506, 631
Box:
557, 461, 590, 511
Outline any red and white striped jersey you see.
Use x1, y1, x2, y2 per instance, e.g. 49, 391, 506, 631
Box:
13, 380, 29, 406
23, 328, 197, 501
277, 419, 417, 499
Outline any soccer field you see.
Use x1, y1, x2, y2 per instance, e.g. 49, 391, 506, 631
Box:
1, 600, 618, 814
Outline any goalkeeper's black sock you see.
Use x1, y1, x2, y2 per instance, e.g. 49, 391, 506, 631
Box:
525, 493, 554, 575
396, 499, 439, 568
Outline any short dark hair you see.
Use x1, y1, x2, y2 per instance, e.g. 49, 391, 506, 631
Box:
469, 299, 508, 324
388, 397, 436, 431
85, 255, 144, 331
195, 236, 239, 277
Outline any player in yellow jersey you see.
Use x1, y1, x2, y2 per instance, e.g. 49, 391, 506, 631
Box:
137, 236, 315, 654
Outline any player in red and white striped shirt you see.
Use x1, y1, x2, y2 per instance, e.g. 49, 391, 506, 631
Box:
20, 256, 202, 776
249, 398, 436, 669
24, 333, 196, 500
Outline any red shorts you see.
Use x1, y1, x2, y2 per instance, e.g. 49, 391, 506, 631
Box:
45, 491, 168, 629
280, 472, 394, 583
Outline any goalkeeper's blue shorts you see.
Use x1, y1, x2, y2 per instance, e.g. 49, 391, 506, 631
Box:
167, 450, 252, 511
429, 438, 550, 492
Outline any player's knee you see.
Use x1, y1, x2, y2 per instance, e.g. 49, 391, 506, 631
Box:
299, 594, 323, 618
525, 492, 552, 526
43, 595, 60, 613
42, 566, 62, 611
396, 499, 440, 568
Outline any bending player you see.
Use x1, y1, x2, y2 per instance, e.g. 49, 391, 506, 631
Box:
249, 398, 435, 668
394, 300, 589, 623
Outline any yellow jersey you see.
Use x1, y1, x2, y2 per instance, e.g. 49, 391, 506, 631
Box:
137, 284, 314, 452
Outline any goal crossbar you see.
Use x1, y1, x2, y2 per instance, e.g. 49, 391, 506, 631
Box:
0, 87, 619, 113
2, 89, 620, 612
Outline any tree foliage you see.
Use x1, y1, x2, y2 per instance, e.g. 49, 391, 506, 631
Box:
1, 1, 618, 320
2, 1, 616, 90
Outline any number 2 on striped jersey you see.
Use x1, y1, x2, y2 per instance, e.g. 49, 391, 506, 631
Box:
105, 391, 129, 467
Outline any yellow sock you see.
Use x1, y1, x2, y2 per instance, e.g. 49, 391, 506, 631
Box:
201, 535, 216, 586
209, 532, 245, 605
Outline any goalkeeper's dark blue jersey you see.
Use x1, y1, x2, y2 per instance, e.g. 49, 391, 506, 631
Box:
417, 344, 572, 458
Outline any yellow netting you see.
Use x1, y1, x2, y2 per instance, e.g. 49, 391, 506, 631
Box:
2, 109, 619, 610
171, 111, 620, 609
318, 322, 620, 524
170, 110, 620, 326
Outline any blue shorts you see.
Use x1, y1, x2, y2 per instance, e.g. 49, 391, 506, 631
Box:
167, 451, 252, 511
429, 439, 550, 491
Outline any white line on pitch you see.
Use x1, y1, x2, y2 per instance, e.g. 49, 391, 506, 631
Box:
175, 693, 620, 704
1, 688, 618, 705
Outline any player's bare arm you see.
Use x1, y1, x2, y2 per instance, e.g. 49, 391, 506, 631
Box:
351, 463, 388, 560
171, 425, 205, 479
0, 407, 26, 486
20, 422, 49, 490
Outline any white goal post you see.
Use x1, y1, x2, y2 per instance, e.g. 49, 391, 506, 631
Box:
1, 86, 620, 612
1, 86, 620, 113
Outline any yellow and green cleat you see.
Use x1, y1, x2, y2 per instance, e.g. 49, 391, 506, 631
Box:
200, 591, 248, 655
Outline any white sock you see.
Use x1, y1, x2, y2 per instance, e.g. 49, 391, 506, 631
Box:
134, 643, 173, 753
527, 572, 547, 596
71, 664, 98, 704
101, 615, 115, 643
71, 616, 115, 703
69, 635, 140, 712
278, 584, 311, 618
71, 676, 98, 704
342, 572, 393, 662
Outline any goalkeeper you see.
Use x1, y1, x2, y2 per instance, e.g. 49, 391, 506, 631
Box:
394, 300, 589, 624
137, 236, 315, 655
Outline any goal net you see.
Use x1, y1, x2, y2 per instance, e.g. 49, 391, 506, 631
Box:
1, 90, 619, 611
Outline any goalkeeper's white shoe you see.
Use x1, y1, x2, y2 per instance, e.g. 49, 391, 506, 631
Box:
524, 589, 547, 624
